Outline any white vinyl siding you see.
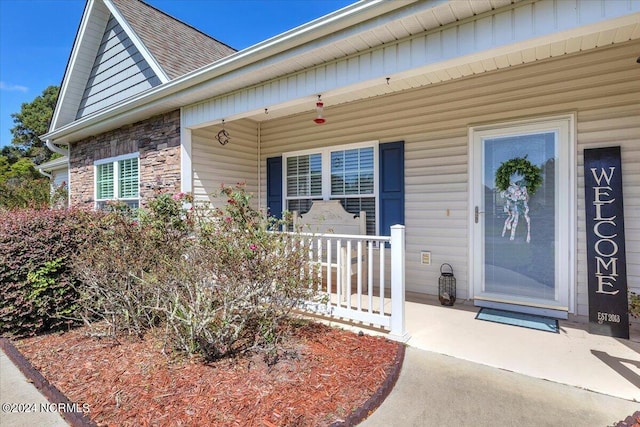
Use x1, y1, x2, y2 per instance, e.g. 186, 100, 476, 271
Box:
191, 119, 259, 206
256, 40, 640, 315
182, 1, 640, 129
52, 169, 68, 190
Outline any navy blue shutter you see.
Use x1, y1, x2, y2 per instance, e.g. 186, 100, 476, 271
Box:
266, 156, 283, 219
379, 141, 404, 237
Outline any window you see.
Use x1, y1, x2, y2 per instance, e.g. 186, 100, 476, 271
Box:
286, 153, 322, 215
95, 154, 139, 209
284, 143, 377, 234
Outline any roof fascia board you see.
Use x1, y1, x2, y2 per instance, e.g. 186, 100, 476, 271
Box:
102, 0, 170, 83
39, 156, 69, 171
41, 0, 402, 140
42, 0, 415, 142
47, 0, 639, 142
50, 0, 96, 131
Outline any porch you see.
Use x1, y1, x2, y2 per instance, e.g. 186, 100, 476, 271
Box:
293, 225, 640, 402
319, 289, 640, 402
404, 293, 640, 401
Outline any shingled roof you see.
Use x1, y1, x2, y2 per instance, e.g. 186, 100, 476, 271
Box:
110, 0, 237, 80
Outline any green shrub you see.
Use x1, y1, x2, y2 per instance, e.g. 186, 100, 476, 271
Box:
0, 208, 99, 337
0, 177, 50, 209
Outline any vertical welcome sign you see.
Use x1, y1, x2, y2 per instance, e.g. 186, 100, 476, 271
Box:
583, 146, 629, 339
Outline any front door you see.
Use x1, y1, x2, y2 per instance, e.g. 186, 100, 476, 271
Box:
470, 117, 574, 317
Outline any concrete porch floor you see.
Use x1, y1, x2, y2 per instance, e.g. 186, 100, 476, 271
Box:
401, 293, 640, 402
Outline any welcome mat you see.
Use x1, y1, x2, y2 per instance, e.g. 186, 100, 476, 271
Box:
475, 308, 559, 333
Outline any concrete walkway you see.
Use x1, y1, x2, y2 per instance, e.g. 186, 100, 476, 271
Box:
0, 349, 68, 427
401, 295, 640, 402
361, 347, 639, 426
322, 295, 640, 426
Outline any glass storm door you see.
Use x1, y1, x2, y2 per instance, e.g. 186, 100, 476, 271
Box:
471, 118, 573, 316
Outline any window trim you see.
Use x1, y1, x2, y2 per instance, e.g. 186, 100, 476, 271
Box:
283, 141, 379, 234
94, 152, 140, 208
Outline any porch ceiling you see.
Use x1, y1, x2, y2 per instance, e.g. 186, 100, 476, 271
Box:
45, 0, 640, 143
211, 18, 640, 126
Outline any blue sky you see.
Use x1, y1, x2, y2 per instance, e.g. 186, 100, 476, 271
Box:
0, 0, 355, 149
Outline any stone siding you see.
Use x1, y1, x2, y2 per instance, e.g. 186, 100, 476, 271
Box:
69, 110, 181, 208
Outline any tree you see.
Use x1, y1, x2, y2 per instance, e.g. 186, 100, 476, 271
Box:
0, 156, 39, 181
0, 154, 49, 209
1, 145, 25, 163
10, 85, 59, 164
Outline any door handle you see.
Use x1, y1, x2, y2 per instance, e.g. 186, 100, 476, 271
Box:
475, 206, 484, 223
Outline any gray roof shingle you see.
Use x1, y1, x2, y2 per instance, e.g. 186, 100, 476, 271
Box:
110, 0, 237, 80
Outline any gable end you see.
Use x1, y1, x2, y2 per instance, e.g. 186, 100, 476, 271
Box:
76, 14, 162, 119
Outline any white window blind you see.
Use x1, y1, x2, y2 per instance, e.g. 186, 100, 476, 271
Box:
96, 163, 114, 199
286, 154, 322, 197
331, 147, 374, 196
285, 143, 377, 234
119, 157, 139, 199
95, 154, 139, 209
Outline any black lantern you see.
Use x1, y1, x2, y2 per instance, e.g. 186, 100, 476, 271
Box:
438, 263, 456, 306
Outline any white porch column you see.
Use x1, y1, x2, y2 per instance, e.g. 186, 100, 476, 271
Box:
180, 121, 193, 195
389, 224, 410, 342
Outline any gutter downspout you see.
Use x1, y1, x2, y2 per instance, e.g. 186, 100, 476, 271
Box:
46, 139, 69, 157
38, 169, 52, 179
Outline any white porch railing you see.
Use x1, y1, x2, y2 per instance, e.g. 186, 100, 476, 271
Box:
291, 225, 408, 341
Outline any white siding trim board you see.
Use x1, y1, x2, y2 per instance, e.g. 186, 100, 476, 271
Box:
182, 1, 640, 130
180, 122, 193, 195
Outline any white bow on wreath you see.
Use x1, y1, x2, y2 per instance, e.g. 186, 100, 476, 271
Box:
495, 156, 542, 243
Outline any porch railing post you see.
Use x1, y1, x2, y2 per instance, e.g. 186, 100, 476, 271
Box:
389, 225, 410, 341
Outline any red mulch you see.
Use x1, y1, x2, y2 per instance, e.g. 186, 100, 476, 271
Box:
14, 321, 401, 427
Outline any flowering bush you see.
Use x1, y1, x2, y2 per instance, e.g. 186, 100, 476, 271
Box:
160, 185, 317, 361
72, 185, 317, 360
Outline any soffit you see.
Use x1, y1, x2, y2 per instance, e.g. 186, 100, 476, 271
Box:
46, 0, 519, 141
46, 0, 640, 142
188, 0, 640, 125
244, 20, 640, 123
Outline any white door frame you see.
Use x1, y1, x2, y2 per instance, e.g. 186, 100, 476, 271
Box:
468, 114, 576, 317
